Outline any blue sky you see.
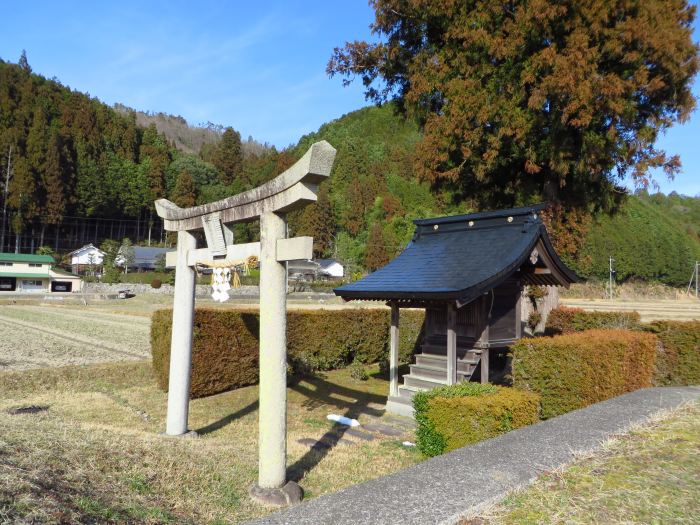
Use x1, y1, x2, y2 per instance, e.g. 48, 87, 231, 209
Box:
0, 0, 698, 196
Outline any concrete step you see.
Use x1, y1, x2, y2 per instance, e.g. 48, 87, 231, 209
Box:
398, 384, 426, 400
385, 395, 415, 417
409, 363, 473, 382
421, 344, 482, 360
403, 374, 448, 390
387, 394, 412, 406
415, 353, 479, 373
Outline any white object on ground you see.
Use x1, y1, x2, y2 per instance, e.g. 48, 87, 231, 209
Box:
327, 414, 360, 427
402, 441, 416, 447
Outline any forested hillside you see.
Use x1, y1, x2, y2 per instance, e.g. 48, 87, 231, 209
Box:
0, 56, 698, 285
113, 103, 272, 158
290, 106, 700, 285
0, 56, 286, 252
289, 104, 469, 273
578, 193, 700, 286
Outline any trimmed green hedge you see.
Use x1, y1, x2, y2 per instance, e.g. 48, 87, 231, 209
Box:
510, 329, 657, 419
647, 321, 700, 386
151, 308, 425, 398
413, 383, 540, 457
545, 306, 641, 335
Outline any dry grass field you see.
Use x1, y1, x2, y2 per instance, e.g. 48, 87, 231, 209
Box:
0, 301, 420, 523
0, 361, 420, 524
0, 304, 151, 371
560, 298, 700, 322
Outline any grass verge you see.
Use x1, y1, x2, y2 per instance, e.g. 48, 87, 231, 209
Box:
468, 401, 700, 525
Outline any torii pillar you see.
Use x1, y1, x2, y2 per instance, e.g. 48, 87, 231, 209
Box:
156, 140, 337, 506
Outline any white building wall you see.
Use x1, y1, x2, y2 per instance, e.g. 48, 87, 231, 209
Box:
322, 262, 344, 278
71, 247, 104, 266
0, 261, 50, 275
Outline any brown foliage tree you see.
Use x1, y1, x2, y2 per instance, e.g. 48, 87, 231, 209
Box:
296, 184, 335, 257
540, 203, 593, 264
328, 0, 699, 210
171, 170, 196, 208
365, 222, 390, 271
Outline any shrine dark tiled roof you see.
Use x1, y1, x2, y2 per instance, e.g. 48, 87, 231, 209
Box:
334, 204, 577, 304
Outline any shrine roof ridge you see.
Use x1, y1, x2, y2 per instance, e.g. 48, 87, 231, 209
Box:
412, 203, 547, 227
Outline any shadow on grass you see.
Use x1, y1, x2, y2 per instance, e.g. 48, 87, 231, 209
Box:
287, 375, 387, 483
195, 400, 259, 435
194, 373, 392, 481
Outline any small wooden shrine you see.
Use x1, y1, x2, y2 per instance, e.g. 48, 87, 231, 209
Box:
334, 205, 577, 416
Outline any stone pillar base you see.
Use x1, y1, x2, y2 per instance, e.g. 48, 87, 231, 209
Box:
249, 481, 303, 507
160, 430, 199, 439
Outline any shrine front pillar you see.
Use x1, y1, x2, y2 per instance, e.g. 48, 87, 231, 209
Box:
165, 230, 197, 436
258, 210, 288, 489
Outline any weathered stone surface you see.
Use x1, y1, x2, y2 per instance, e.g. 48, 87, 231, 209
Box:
160, 429, 199, 439
249, 481, 303, 507
343, 428, 374, 441
381, 414, 418, 430
165, 230, 197, 437
156, 141, 337, 231
296, 438, 331, 450
362, 423, 404, 437
336, 438, 355, 446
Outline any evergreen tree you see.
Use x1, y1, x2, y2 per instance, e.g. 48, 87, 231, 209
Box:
171, 170, 196, 208
18, 50, 31, 74
139, 124, 170, 201
42, 130, 67, 226
212, 127, 242, 185
7, 155, 37, 243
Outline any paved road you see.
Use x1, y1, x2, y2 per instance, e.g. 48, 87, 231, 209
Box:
247, 386, 700, 525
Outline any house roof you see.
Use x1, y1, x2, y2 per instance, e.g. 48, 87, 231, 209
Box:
68, 244, 104, 256
50, 268, 82, 278
0, 272, 50, 279
288, 260, 320, 272
132, 247, 172, 263
334, 204, 578, 306
316, 259, 343, 269
116, 246, 173, 267
0, 252, 54, 264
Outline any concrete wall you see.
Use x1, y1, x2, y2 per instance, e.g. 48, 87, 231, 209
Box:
83, 282, 259, 297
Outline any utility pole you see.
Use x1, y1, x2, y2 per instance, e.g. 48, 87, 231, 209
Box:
1, 145, 11, 253
687, 261, 699, 299
608, 256, 615, 300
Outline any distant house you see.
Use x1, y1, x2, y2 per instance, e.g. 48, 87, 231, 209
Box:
0, 252, 83, 293
69, 244, 105, 275
117, 247, 174, 272
316, 259, 344, 279
287, 260, 320, 281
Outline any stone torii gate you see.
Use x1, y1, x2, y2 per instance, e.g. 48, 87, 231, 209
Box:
155, 140, 336, 505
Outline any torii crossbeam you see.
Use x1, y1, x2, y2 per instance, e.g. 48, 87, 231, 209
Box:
155, 140, 336, 505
